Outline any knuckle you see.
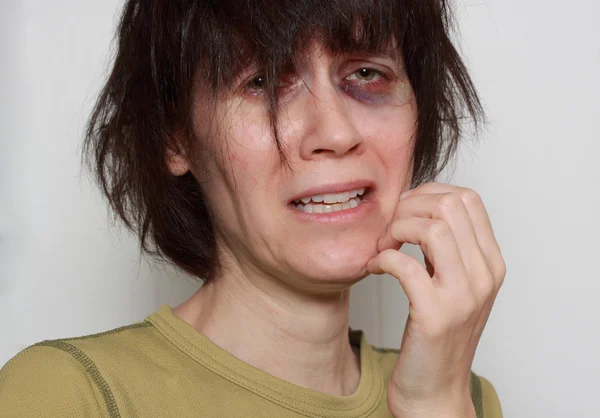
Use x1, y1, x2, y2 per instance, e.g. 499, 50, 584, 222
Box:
437, 192, 462, 213
480, 275, 496, 297
427, 220, 451, 242
460, 188, 484, 209
401, 258, 423, 277
496, 273, 506, 289
495, 257, 507, 281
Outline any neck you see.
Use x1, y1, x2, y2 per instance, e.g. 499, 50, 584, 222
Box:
173, 267, 361, 396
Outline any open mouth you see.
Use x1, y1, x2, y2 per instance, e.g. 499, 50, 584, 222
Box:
291, 187, 369, 214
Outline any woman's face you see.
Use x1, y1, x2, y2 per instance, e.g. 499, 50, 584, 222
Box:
177, 41, 417, 290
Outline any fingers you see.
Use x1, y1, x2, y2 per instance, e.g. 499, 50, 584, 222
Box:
401, 183, 506, 290
380, 216, 470, 291
366, 249, 437, 311
379, 192, 494, 298
370, 182, 505, 317
379, 193, 479, 263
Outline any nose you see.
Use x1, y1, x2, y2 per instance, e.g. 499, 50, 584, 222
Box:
297, 83, 364, 160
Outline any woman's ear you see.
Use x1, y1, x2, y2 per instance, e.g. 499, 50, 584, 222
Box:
167, 151, 190, 176
166, 134, 191, 176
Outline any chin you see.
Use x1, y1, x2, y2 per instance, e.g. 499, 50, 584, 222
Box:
294, 241, 377, 283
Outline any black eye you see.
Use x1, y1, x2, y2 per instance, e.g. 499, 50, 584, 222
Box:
355, 68, 377, 81
248, 75, 266, 91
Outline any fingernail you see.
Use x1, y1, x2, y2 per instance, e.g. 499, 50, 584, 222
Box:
400, 190, 412, 200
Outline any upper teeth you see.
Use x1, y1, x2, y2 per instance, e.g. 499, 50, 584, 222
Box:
295, 187, 366, 204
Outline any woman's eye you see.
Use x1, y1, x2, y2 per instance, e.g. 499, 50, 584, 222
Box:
341, 65, 395, 103
353, 68, 379, 81
244, 73, 296, 97
247, 75, 266, 91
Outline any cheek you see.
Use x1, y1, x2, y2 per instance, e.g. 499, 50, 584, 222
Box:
360, 104, 417, 166
376, 130, 414, 194
224, 112, 278, 177
379, 122, 415, 166
194, 106, 277, 204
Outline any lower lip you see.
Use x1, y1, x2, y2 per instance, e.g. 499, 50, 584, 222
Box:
288, 194, 375, 223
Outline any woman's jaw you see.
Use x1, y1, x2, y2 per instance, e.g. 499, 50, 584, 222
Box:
205, 174, 398, 291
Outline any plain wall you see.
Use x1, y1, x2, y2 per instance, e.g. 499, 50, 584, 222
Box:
1, 1, 599, 417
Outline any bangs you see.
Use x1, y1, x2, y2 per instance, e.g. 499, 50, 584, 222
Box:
192, 0, 411, 92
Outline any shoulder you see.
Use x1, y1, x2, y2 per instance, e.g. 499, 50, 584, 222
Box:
367, 343, 502, 418
474, 373, 503, 418
0, 321, 158, 417
0, 343, 107, 416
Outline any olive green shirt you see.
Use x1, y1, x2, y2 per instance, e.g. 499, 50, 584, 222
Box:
0, 305, 502, 417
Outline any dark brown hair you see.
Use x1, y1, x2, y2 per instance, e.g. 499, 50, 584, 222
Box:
84, 0, 484, 281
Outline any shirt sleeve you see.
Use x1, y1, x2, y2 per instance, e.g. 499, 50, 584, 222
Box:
479, 375, 503, 418
0, 345, 107, 417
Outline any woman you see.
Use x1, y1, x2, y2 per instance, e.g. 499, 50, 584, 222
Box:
0, 0, 505, 417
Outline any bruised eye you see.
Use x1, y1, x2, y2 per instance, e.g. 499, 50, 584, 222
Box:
354, 68, 379, 81
341, 65, 396, 104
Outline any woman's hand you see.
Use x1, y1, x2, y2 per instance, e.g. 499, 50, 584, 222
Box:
366, 182, 506, 418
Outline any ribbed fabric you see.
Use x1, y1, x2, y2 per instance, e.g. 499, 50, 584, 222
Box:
0, 305, 502, 417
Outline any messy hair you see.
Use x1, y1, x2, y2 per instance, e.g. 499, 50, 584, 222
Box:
84, 0, 483, 281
